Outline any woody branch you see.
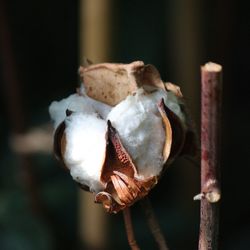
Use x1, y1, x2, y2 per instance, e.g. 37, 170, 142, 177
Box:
195, 62, 222, 250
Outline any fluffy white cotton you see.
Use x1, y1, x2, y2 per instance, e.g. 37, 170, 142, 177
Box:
49, 93, 111, 128
64, 113, 107, 192
149, 88, 185, 123
85, 96, 112, 119
49, 87, 186, 189
107, 89, 166, 178
78, 85, 112, 119
49, 94, 95, 128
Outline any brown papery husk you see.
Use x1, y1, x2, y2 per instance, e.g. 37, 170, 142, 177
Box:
95, 121, 160, 213
79, 61, 167, 106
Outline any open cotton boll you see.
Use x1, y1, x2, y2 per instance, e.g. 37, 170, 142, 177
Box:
49, 60, 194, 213
107, 89, 166, 179
49, 88, 185, 183
64, 113, 107, 192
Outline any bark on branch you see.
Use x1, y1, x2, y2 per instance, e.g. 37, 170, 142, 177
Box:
196, 62, 222, 250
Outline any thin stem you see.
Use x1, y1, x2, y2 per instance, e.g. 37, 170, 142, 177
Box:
141, 197, 169, 250
123, 207, 140, 250
198, 62, 222, 250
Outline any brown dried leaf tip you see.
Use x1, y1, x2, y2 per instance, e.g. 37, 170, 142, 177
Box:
49, 61, 197, 213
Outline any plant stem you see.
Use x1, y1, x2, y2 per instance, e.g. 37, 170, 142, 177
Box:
197, 62, 222, 250
123, 207, 140, 250
141, 197, 169, 250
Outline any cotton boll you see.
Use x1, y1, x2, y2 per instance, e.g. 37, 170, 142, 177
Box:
63, 113, 107, 192
49, 88, 185, 184
49, 61, 192, 213
107, 89, 166, 178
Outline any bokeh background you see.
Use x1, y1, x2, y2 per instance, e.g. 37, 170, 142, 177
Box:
0, 0, 249, 249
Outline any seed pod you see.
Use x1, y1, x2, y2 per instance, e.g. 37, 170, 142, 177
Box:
49, 61, 196, 213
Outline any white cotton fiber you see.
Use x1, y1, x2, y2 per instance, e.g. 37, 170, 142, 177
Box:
49, 94, 96, 128
107, 89, 166, 178
49, 86, 186, 188
64, 113, 107, 192
78, 84, 112, 119
49, 93, 112, 128
148, 88, 185, 123
85, 96, 112, 119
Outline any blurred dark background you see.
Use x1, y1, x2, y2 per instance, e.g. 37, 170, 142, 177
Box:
0, 0, 249, 249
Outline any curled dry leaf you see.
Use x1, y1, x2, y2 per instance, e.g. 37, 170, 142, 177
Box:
49, 61, 197, 213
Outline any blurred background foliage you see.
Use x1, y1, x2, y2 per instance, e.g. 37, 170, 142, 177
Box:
0, 0, 250, 249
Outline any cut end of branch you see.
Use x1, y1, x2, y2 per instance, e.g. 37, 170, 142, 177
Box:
205, 190, 221, 203
202, 179, 221, 203
202, 62, 222, 72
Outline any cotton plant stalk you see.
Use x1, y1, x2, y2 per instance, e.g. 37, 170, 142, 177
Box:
194, 62, 222, 250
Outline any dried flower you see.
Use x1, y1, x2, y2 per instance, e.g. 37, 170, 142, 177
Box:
49, 61, 196, 213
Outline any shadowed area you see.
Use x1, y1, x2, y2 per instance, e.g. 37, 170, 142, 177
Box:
0, 0, 249, 249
